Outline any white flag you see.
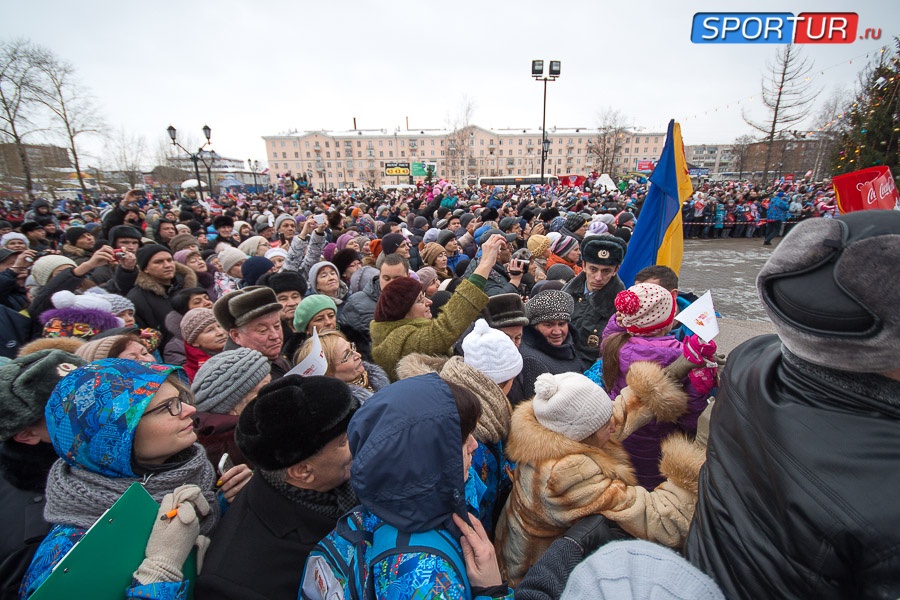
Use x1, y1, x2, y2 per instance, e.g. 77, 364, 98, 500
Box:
674, 290, 719, 343
286, 327, 329, 377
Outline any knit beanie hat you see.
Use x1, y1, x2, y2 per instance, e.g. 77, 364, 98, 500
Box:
31, 255, 77, 287
498, 216, 518, 233
332, 249, 362, 277
235, 375, 359, 470
526, 290, 574, 324
169, 233, 199, 253
381, 233, 406, 256
238, 236, 269, 257
214, 286, 283, 331
527, 234, 551, 257
532, 372, 613, 441
241, 256, 275, 287
335, 231, 359, 251
74, 335, 125, 362
614, 283, 676, 335
292, 294, 338, 333
219, 247, 248, 275
64, 226, 89, 246
587, 220, 609, 236
259, 271, 307, 296
308, 261, 340, 294
462, 319, 523, 384
421, 242, 446, 266
485, 293, 529, 328
565, 213, 587, 232
191, 348, 271, 413
437, 230, 456, 248
546, 263, 576, 282
374, 276, 423, 322
264, 247, 288, 262
0, 349, 85, 441
274, 213, 294, 232
135, 244, 171, 271
422, 228, 441, 245
561, 540, 725, 600
551, 235, 578, 258
1, 232, 28, 248
40, 291, 121, 339
173, 249, 198, 265
103, 293, 134, 316
180, 308, 218, 345
416, 266, 438, 291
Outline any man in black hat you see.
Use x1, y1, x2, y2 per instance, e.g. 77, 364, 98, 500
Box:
196, 375, 359, 600
60, 227, 95, 265
561, 234, 627, 366
207, 215, 239, 251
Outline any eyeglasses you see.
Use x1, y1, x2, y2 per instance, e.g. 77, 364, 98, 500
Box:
339, 342, 358, 363
142, 391, 192, 418
414, 294, 427, 305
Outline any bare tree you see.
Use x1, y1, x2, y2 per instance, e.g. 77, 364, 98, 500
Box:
31, 47, 105, 199
446, 96, 476, 182
587, 108, 629, 176
744, 44, 817, 182
809, 87, 848, 180
731, 134, 756, 180
106, 126, 146, 188
0, 39, 43, 198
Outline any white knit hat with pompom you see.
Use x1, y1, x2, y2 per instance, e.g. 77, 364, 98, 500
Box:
532, 372, 613, 442
462, 318, 523, 384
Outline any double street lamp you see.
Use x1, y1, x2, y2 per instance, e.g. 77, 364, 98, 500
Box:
532, 60, 561, 185
166, 124, 212, 201
247, 159, 262, 192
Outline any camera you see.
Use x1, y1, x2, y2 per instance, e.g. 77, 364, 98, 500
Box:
115, 251, 126, 260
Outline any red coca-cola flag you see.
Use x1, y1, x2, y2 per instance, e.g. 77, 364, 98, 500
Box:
833, 166, 900, 213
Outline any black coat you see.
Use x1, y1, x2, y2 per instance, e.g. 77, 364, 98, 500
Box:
517, 326, 585, 398
561, 272, 624, 366
195, 475, 338, 600
685, 335, 900, 599
127, 263, 197, 346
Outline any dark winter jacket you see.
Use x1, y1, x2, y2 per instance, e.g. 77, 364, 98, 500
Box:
685, 335, 900, 600
0, 270, 28, 312
127, 263, 198, 346
561, 272, 624, 366
463, 258, 520, 296
518, 326, 585, 398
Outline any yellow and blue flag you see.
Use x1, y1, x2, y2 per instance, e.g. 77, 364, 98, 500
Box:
618, 119, 693, 287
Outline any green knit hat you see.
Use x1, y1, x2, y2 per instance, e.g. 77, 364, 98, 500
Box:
293, 294, 337, 333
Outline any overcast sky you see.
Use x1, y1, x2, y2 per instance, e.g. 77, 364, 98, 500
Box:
3, 0, 895, 169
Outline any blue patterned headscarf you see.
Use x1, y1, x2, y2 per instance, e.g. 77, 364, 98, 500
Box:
45, 359, 181, 478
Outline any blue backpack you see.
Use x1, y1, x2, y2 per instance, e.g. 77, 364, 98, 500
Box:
300, 508, 469, 600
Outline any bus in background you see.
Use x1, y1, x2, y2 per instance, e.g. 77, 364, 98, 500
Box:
474, 175, 559, 188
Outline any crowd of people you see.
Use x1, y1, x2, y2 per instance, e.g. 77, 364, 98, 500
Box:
0, 175, 895, 600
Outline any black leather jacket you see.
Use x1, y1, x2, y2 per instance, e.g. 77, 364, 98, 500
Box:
685, 335, 900, 599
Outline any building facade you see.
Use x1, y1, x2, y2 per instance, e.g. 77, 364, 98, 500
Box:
684, 144, 737, 176
262, 125, 668, 188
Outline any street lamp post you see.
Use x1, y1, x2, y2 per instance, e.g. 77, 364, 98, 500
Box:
197, 150, 218, 197
247, 159, 261, 192
532, 60, 561, 185
167, 125, 212, 201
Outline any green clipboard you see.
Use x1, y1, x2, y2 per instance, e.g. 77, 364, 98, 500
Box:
31, 482, 198, 600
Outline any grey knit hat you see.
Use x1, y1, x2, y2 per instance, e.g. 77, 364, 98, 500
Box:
31, 255, 77, 287
0, 349, 86, 441
180, 308, 218, 345
191, 348, 271, 413
104, 293, 134, 316
526, 290, 574, 324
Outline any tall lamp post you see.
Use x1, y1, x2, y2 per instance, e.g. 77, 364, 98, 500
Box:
532, 60, 561, 185
247, 159, 261, 192
197, 150, 218, 197
167, 124, 212, 201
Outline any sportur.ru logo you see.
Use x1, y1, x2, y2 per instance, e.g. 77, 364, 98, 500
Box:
691, 12, 880, 44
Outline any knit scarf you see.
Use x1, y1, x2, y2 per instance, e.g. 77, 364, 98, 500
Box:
349, 369, 371, 392
43, 443, 219, 535
440, 356, 512, 445
260, 470, 358, 520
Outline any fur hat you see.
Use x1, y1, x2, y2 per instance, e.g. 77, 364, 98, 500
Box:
374, 276, 422, 322
31, 255, 76, 287
191, 348, 271, 413
485, 293, 529, 328
180, 308, 218, 345
421, 242, 446, 266
381, 233, 406, 256
527, 234, 551, 257
462, 319, 523, 384
526, 290, 574, 325
581, 234, 627, 266
293, 294, 337, 333
332, 249, 362, 278
214, 286, 282, 331
551, 235, 578, 258
615, 283, 676, 335
135, 244, 171, 271
213, 215, 234, 230
169, 233, 198, 253
235, 375, 359, 470
108, 225, 142, 246
0, 349, 85, 441
561, 540, 725, 599
218, 247, 247, 275
259, 271, 307, 296
532, 372, 613, 442
757, 210, 900, 373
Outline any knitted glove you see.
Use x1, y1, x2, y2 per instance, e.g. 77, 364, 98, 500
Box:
133, 484, 210, 585
683, 334, 717, 365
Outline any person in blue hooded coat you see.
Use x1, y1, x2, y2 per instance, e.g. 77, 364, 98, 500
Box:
19, 359, 252, 599
345, 373, 514, 599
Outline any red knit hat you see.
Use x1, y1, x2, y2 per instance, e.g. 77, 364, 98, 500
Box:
374, 276, 423, 322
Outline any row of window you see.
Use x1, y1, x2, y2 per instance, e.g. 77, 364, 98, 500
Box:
270, 135, 663, 150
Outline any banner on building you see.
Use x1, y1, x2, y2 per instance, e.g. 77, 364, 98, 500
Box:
637, 160, 655, 172
833, 166, 899, 213
411, 162, 436, 177
385, 162, 411, 176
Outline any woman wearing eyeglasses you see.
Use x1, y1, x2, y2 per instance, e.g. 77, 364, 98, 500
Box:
20, 359, 253, 599
292, 330, 389, 404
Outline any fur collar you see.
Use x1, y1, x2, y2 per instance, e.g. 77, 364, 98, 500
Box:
507, 401, 637, 486
62, 243, 87, 258
135, 262, 198, 297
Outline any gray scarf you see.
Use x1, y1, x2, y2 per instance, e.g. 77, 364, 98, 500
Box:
260, 469, 358, 520
44, 443, 220, 535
